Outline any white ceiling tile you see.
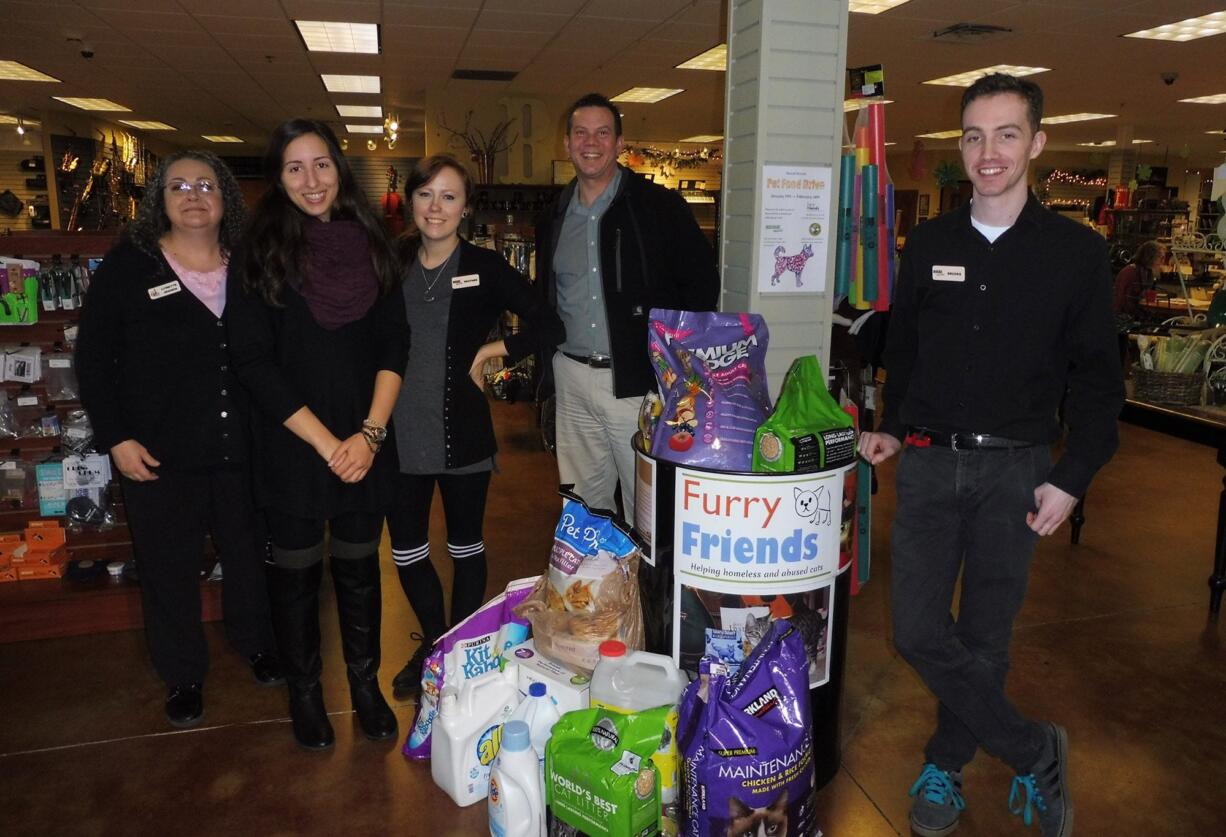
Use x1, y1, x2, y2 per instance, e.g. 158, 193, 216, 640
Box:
381, 4, 480, 28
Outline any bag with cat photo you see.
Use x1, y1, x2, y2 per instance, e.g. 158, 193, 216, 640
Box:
515, 493, 645, 674
678, 619, 819, 837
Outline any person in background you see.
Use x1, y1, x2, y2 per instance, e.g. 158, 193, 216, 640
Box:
76, 150, 282, 730
229, 120, 406, 751
536, 92, 720, 524
1112, 239, 1165, 321
859, 74, 1123, 837
387, 154, 564, 699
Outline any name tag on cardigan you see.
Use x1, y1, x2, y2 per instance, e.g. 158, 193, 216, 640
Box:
932, 265, 965, 282
148, 280, 182, 299
452, 273, 480, 289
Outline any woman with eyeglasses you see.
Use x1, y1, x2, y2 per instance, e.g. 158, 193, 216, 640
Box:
76, 151, 282, 730
228, 120, 406, 750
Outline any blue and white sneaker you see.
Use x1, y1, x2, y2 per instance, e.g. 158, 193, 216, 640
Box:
1009, 723, 1073, 837
908, 763, 965, 836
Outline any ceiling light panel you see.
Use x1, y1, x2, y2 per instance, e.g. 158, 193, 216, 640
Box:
53, 97, 130, 111
321, 74, 381, 94
0, 60, 60, 82
679, 135, 723, 143
119, 120, 176, 130
201, 135, 243, 143
345, 124, 383, 134
915, 129, 963, 139
1180, 93, 1226, 104
844, 98, 893, 111
336, 105, 382, 118
611, 87, 684, 104
1040, 113, 1115, 124
849, 0, 913, 13
923, 65, 1050, 87
1076, 139, 1152, 147
1124, 10, 1226, 42
295, 21, 380, 53
0, 115, 40, 127
676, 44, 727, 71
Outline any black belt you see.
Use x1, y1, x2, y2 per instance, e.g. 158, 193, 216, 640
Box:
905, 427, 1034, 451
562, 351, 612, 369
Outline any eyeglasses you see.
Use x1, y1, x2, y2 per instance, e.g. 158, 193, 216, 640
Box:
166, 180, 218, 196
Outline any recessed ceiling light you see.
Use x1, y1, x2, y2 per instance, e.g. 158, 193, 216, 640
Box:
336, 104, 383, 118
1124, 10, 1226, 42
53, 97, 130, 112
1179, 93, 1226, 104
119, 120, 176, 131
849, 0, 913, 13
0, 60, 60, 82
923, 65, 1050, 87
1040, 113, 1116, 124
844, 98, 894, 111
201, 135, 243, 143
679, 135, 723, 143
611, 87, 684, 104
916, 129, 963, 139
345, 124, 383, 134
294, 21, 380, 54
321, 74, 381, 94
676, 44, 727, 71
1076, 139, 1153, 147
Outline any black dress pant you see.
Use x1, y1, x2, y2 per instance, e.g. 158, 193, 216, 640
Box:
122, 466, 274, 687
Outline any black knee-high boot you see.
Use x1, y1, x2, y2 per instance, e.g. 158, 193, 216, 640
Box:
330, 555, 397, 741
269, 562, 334, 751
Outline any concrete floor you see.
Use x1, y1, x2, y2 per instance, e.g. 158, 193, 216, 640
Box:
1, 401, 1224, 836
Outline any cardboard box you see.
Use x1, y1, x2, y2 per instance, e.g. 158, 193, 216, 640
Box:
17, 563, 63, 580
508, 638, 590, 715
0, 566, 17, 583
25, 520, 66, 550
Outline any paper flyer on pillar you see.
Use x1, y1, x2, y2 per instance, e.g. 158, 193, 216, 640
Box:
757, 164, 833, 294
670, 463, 855, 687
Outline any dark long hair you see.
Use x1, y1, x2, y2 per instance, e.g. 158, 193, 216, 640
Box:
243, 119, 398, 305
126, 150, 246, 259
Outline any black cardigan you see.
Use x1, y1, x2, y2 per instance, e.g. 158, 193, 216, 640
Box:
397, 238, 565, 469
76, 238, 249, 470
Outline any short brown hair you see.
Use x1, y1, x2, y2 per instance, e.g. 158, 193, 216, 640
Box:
961, 73, 1044, 135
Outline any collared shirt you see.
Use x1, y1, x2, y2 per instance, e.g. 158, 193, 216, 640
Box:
880, 193, 1124, 498
554, 167, 623, 357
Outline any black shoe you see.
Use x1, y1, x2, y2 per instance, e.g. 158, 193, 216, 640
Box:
350, 678, 398, 741
391, 633, 433, 700
268, 562, 331, 751
248, 651, 286, 687
331, 555, 398, 742
289, 683, 335, 751
166, 682, 204, 729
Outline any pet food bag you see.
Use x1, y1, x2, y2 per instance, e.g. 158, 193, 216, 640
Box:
753, 355, 856, 473
404, 576, 537, 760
679, 619, 818, 837
516, 494, 644, 674
648, 309, 771, 472
545, 705, 670, 837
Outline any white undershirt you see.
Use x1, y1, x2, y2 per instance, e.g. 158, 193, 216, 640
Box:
971, 215, 1011, 244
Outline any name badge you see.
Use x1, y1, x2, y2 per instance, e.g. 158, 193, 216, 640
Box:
452, 273, 480, 289
932, 265, 966, 282
148, 280, 182, 299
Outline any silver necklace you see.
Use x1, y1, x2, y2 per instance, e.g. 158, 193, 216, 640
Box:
419, 247, 456, 302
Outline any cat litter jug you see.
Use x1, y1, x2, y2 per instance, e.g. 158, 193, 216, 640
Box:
508, 681, 559, 786
488, 720, 545, 837
590, 641, 687, 833
432, 664, 521, 807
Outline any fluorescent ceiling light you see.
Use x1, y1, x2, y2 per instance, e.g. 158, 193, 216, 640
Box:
1180, 93, 1226, 104
844, 98, 893, 111
321, 74, 381, 94
295, 20, 379, 54
119, 120, 175, 131
1206, 130, 1226, 135
679, 135, 723, 143
1076, 139, 1153, 147
1040, 113, 1115, 124
0, 115, 40, 127
923, 65, 1049, 87
676, 44, 726, 71
336, 104, 382, 118
201, 135, 243, 143
345, 124, 383, 134
916, 129, 963, 139
1124, 10, 1226, 42
611, 87, 684, 104
0, 60, 60, 82
850, 0, 913, 13
53, 97, 130, 112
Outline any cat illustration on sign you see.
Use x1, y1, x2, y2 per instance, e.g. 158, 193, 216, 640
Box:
793, 485, 831, 526
771, 243, 814, 286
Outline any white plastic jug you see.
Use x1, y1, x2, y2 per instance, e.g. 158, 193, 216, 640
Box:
487, 720, 545, 837
431, 663, 521, 807
508, 681, 560, 786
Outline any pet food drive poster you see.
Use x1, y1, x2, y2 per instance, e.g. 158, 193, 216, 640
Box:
671, 463, 855, 687
757, 164, 832, 295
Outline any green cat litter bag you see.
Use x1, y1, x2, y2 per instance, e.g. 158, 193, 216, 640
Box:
753, 355, 855, 473
545, 705, 669, 837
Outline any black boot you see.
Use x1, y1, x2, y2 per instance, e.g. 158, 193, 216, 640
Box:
331, 555, 398, 741
269, 562, 334, 751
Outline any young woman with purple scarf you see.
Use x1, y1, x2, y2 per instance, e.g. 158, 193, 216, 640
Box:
228, 120, 407, 751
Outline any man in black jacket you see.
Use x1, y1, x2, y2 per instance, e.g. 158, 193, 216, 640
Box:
537, 93, 720, 523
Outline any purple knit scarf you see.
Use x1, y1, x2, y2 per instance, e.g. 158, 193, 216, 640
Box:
299, 219, 379, 330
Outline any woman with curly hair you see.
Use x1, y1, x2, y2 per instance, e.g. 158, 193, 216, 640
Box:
76, 150, 282, 730
227, 120, 405, 750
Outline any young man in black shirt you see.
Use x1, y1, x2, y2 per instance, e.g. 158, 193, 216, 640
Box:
859, 74, 1123, 837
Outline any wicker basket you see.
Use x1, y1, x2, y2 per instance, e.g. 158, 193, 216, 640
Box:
1131, 365, 1204, 405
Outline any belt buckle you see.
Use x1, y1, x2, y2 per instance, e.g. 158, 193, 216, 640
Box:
950, 434, 960, 452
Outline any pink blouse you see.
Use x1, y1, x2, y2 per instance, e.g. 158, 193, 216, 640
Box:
162, 250, 227, 318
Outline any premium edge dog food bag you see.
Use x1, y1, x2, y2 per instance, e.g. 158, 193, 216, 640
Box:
678, 619, 819, 837
753, 355, 856, 473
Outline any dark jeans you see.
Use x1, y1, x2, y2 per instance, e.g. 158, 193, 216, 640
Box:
890, 443, 1049, 773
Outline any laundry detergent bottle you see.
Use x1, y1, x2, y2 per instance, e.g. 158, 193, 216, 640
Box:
487, 720, 545, 837
508, 682, 560, 785
431, 664, 521, 807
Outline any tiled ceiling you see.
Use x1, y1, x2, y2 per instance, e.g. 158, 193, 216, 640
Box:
0, 0, 1222, 166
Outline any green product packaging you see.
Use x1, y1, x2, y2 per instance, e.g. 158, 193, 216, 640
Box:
545, 705, 668, 837
0, 277, 40, 325
752, 355, 855, 473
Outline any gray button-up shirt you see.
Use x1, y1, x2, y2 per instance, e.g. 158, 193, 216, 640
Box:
554, 167, 622, 357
